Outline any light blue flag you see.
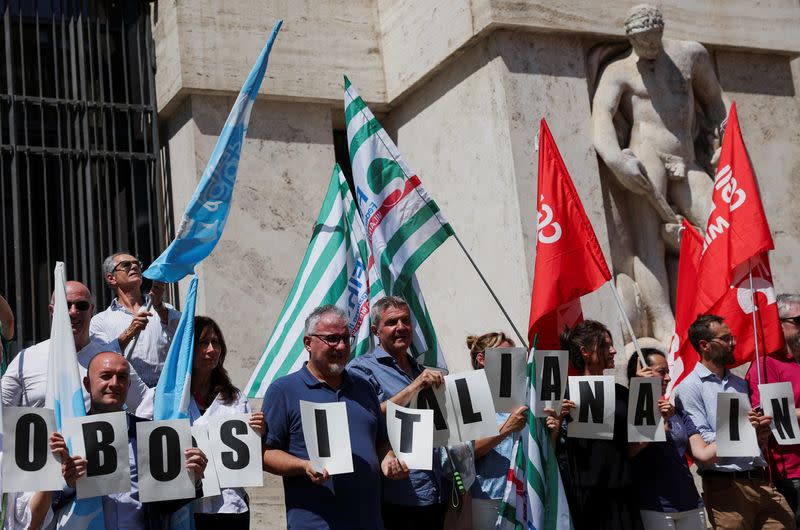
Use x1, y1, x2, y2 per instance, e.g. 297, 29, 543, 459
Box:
143, 20, 283, 283
154, 275, 198, 421
153, 275, 198, 530
45, 262, 104, 530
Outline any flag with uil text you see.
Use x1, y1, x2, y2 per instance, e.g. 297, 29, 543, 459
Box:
496, 353, 572, 530
144, 21, 282, 283
245, 165, 371, 398
46, 262, 104, 530
344, 76, 452, 368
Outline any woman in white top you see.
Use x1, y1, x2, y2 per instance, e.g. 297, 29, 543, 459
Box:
190, 316, 264, 530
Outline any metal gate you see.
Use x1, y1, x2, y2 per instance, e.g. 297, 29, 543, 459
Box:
0, 0, 169, 358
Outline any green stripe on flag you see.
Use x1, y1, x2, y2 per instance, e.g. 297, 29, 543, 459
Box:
403, 285, 439, 366
349, 118, 383, 164
392, 225, 452, 293
345, 95, 367, 127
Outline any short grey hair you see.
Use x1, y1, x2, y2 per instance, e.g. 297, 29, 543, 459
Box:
777, 294, 800, 319
625, 4, 664, 35
102, 251, 133, 280
304, 305, 348, 336
370, 296, 410, 328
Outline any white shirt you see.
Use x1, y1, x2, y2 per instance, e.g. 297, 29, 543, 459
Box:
1, 337, 153, 416
90, 296, 180, 387
189, 392, 251, 514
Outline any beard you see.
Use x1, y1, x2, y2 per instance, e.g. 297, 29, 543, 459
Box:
787, 334, 800, 356
327, 363, 345, 375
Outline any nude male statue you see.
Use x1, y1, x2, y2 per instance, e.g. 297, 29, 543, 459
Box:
592, 4, 728, 345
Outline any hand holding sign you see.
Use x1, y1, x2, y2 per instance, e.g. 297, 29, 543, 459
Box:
50, 432, 86, 487
249, 412, 266, 437
381, 451, 410, 480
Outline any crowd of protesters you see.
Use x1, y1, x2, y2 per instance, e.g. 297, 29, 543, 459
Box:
3, 251, 800, 530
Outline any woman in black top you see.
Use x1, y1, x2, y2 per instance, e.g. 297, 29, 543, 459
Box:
544, 320, 643, 530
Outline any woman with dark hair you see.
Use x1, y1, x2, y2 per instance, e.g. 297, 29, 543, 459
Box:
625, 349, 715, 530
190, 316, 265, 530
544, 319, 642, 530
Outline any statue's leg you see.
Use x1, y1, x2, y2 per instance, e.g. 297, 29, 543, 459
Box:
670, 164, 714, 230
628, 146, 676, 344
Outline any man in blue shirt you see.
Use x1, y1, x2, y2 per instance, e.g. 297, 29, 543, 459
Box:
348, 296, 445, 529
261, 305, 407, 529
675, 314, 794, 528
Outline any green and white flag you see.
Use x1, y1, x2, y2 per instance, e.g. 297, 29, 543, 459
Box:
345, 76, 452, 368
245, 165, 370, 398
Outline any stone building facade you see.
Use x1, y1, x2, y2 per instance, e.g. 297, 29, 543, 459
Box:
152, 1, 800, 523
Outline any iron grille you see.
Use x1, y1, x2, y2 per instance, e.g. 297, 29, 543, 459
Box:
0, 0, 170, 360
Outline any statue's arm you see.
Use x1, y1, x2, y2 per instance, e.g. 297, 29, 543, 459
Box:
591, 71, 626, 168
691, 44, 728, 130
591, 70, 651, 195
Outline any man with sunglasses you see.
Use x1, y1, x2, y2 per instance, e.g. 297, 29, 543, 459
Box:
261, 305, 408, 528
746, 294, 800, 525
675, 314, 794, 528
91, 251, 181, 387
1, 280, 152, 412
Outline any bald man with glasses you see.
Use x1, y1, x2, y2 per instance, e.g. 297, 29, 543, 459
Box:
747, 294, 800, 526
91, 251, 181, 387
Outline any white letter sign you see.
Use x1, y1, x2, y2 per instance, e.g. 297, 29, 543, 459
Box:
483, 348, 528, 413
387, 402, 433, 470
191, 424, 221, 497
63, 411, 130, 499
445, 371, 499, 442
627, 377, 666, 443
412, 383, 455, 447
758, 382, 800, 446
567, 376, 615, 440
534, 350, 568, 417
299, 401, 353, 475
208, 414, 263, 488
137, 419, 196, 502
716, 392, 760, 458
2, 407, 63, 493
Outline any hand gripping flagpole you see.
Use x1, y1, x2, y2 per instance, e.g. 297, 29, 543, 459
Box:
607, 281, 648, 366
748, 257, 763, 386
125, 298, 152, 361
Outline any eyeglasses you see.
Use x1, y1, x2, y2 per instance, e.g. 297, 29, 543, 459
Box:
711, 334, 735, 345
112, 259, 143, 273
311, 334, 351, 347
781, 316, 800, 326
67, 300, 91, 311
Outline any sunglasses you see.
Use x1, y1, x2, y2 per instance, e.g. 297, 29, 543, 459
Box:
781, 316, 800, 326
311, 334, 352, 347
112, 259, 143, 273
67, 300, 91, 311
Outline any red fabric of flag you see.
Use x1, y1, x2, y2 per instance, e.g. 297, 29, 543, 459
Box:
665, 220, 703, 397
694, 102, 783, 367
528, 119, 612, 349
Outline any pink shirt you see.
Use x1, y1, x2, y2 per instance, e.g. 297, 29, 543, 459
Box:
747, 352, 800, 480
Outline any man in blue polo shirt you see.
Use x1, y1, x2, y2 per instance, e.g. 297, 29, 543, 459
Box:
348, 296, 445, 529
261, 305, 408, 529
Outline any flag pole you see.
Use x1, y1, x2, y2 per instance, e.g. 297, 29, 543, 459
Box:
748, 258, 763, 386
451, 233, 528, 350
607, 281, 647, 366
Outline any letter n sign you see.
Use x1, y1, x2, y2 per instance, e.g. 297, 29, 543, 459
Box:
758, 382, 800, 446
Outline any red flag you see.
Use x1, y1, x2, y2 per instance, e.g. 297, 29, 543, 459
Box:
695, 102, 783, 367
528, 119, 612, 349
665, 220, 703, 397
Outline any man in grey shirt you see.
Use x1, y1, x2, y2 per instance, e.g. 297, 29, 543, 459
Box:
675, 314, 794, 528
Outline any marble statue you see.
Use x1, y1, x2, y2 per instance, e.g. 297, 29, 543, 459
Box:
591, 4, 728, 349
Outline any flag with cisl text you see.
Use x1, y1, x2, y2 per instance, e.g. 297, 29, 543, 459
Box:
664, 220, 704, 398
344, 76, 452, 368
693, 102, 783, 371
46, 262, 105, 530
144, 21, 282, 283
528, 119, 612, 351
245, 165, 372, 398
